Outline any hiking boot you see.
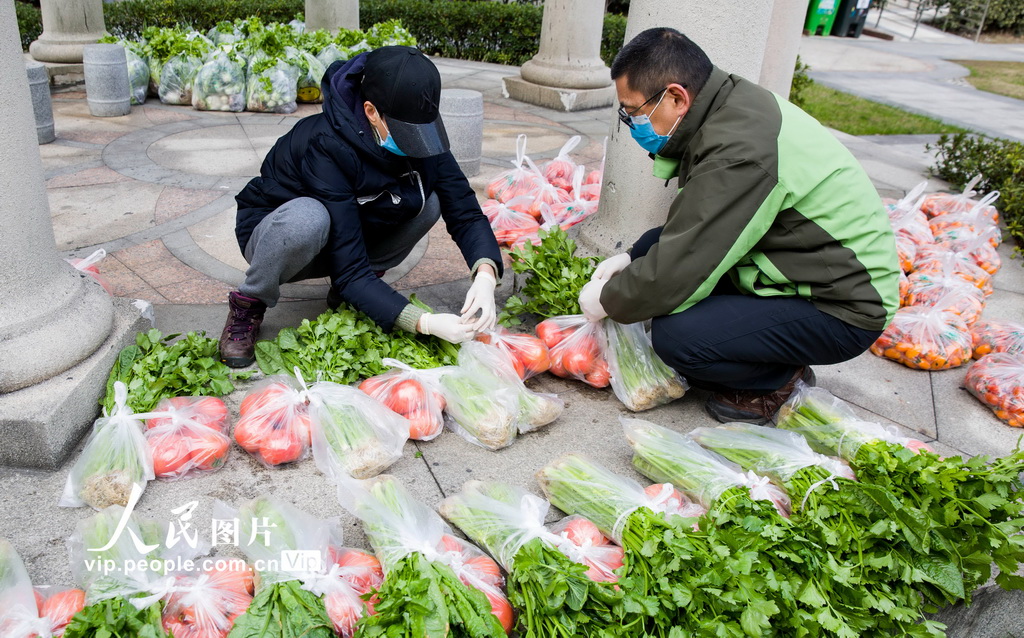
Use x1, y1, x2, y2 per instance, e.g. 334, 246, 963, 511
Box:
705, 366, 815, 425
326, 271, 385, 311
219, 291, 266, 368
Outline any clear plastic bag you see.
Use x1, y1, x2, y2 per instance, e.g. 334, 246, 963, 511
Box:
436, 533, 514, 633
0, 539, 51, 638
124, 46, 150, 105
971, 319, 1024, 359
920, 175, 998, 221
437, 363, 520, 451
33, 586, 87, 637
159, 53, 204, 105
66, 248, 112, 294
905, 269, 986, 325
523, 157, 572, 220
306, 378, 409, 480
192, 49, 246, 112
933, 226, 1002, 275
895, 234, 917, 274
542, 135, 582, 192
870, 304, 973, 370
60, 382, 154, 510
160, 562, 254, 638
146, 396, 229, 433
621, 418, 792, 518
547, 516, 624, 583
912, 244, 993, 297
358, 358, 446, 441
887, 184, 933, 248
322, 545, 383, 637
316, 43, 348, 69
964, 352, 1024, 428
536, 315, 610, 388
476, 326, 551, 380
928, 191, 1000, 241
145, 397, 231, 481
233, 375, 311, 467
487, 134, 543, 202
296, 50, 327, 103
547, 166, 598, 229
482, 195, 538, 246
604, 320, 687, 411
246, 55, 299, 114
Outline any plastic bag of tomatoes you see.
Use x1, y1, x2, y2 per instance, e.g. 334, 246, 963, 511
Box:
870, 304, 973, 370
434, 532, 514, 634
145, 396, 231, 480
912, 245, 993, 297
487, 134, 543, 202
482, 195, 539, 247
964, 352, 1024, 428
233, 376, 311, 468
359, 359, 446, 441
161, 561, 254, 638
535, 315, 610, 388
33, 586, 87, 637
905, 270, 986, 326
971, 319, 1024, 359
323, 545, 385, 637
548, 516, 624, 584
477, 327, 551, 380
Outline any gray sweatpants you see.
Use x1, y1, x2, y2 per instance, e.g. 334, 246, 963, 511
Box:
240, 194, 440, 306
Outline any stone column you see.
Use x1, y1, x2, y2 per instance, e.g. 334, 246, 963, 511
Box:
578, 0, 776, 257
1, 0, 146, 469
503, 0, 615, 112
305, 0, 360, 32
29, 0, 106, 64
759, 0, 809, 97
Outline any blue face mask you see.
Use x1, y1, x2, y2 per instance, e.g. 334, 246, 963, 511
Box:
378, 120, 407, 157
628, 92, 681, 155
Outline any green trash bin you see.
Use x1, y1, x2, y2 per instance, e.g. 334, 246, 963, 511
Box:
805, 0, 841, 36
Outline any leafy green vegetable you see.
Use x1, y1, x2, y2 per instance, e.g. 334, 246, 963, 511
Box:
255, 302, 459, 384
64, 598, 167, 638
101, 328, 251, 414
500, 227, 599, 325
227, 580, 334, 638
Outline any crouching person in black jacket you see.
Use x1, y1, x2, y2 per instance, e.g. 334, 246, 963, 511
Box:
222, 46, 502, 367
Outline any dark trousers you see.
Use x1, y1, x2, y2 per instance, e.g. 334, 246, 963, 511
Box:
630, 227, 882, 394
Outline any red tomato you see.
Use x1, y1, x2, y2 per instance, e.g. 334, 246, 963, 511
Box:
643, 483, 683, 504
358, 376, 388, 397
535, 321, 562, 349
548, 355, 567, 378
563, 350, 595, 377
42, 588, 85, 631
485, 589, 514, 634
432, 390, 447, 412
465, 555, 502, 583
514, 339, 550, 375
562, 518, 607, 547
150, 434, 193, 478
407, 410, 441, 441
206, 562, 255, 596
258, 430, 304, 466
188, 428, 230, 471
187, 396, 229, 431
475, 333, 493, 345
324, 590, 363, 636
233, 414, 262, 453
335, 550, 384, 593
439, 534, 464, 553
385, 379, 427, 414
584, 359, 611, 388
240, 383, 290, 416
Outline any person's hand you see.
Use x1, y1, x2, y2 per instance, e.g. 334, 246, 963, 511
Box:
592, 253, 631, 281
419, 313, 476, 343
461, 270, 497, 332
579, 279, 608, 323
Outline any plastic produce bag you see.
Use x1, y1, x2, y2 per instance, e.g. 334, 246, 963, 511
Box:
933, 226, 1001, 275
233, 375, 311, 467
523, 157, 572, 220
542, 135, 582, 191
297, 50, 327, 103
246, 55, 299, 114
358, 358, 446, 441
604, 320, 687, 411
928, 191, 1000, 240
66, 248, 112, 294
546, 516, 623, 583
322, 545, 384, 637
0, 538, 52, 638
160, 562, 254, 638
622, 418, 792, 517
60, 382, 154, 510
487, 134, 543, 202
905, 270, 986, 325
482, 195, 538, 246
920, 175, 998, 221
316, 43, 348, 69
870, 304, 973, 370
895, 234, 917, 274
192, 49, 246, 112
437, 363, 520, 451
159, 53, 203, 105
536, 315, 610, 388
476, 326, 551, 380
435, 532, 514, 633
887, 183, 933, 248
971, 319, 1024, 359
912, 244, 993, 297
306, 377, 409, 480
144, 396, 230, 481
964, 353, 1024, 428
33, 586, 87, 637
124, 46, 150, 105
548, 166, 599, 229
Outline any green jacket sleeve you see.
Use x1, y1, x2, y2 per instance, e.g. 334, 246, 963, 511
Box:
600, 157, 787, 323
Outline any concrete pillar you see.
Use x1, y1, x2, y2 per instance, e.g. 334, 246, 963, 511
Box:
759, 0, 809, 98
1, 0, 147, 469
578, 0, 776, 257
440, 89, 484, 177
503, 0, 615, 112
27, 61, 56, 144
305, 0, 359, 32
29, 0, 106, 64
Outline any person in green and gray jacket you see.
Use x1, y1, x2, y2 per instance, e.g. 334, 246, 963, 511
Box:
578, 27, 900, 425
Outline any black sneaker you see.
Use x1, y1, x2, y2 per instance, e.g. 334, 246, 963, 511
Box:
219, 291, 266, 367
705, 366, 813, 425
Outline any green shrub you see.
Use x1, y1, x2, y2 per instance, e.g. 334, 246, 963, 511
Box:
102, 0, 303, 40
928, 133, 1024, 252
15, 1, 42, 51
789, 55, 812, 108
941, 0, 1024, 35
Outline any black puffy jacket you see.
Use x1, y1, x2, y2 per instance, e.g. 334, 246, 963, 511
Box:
235, 53, 502, 331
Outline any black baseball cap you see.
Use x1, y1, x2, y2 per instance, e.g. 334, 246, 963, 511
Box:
362, 46, 449, 158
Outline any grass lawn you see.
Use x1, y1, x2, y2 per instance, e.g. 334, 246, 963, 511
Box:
800, 82, 970, 136
949, 60, 1024, 101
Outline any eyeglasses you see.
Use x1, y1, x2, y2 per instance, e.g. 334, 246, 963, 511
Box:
617, 87, 668, 130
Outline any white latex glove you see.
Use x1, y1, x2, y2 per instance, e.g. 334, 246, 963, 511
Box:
419, 313, 476, 344
461, 270, 497, 332
592, 253, 631, 281
579, 279, 609, 323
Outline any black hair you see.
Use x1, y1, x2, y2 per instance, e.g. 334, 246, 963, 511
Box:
610, 28, 713, 99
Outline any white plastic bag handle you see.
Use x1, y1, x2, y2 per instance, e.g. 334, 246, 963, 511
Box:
73, 248, 107, 271
556, 135, 581, 159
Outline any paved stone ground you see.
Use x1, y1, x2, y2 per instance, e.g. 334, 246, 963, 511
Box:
2, 28, 1024, 627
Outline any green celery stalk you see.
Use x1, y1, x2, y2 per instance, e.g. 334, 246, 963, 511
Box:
603, 321, 686, 412
438, 368, 518, 450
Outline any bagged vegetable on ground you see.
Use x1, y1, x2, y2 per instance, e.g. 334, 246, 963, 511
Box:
604, 320, 687, 411
159, 52, 204, 105
358, 358, 445, 440
439, 480, 624, 637
482, 195, 538, 246
522, 157, 572, 220
234, 375, 311, 467
870, 303, 974, 370
192, 48, 246, 112
437, 360, 520, 450
336, 475, 507, 637
321, 546, 383, 637
476, 326, 551, 380
60, 382, 154, 510
972, 319, 1024, 358
542, 135, 582, 191
246, 54, 299, 114
536, 315, 610, 388
548, 166, 599, 229
886, 182, 932, 247
34, 586, 87, 637
933, 225, 1002, 275
145, 396, 230, 480
487, 134, 543, 202
306, 375, 409, 480
161, 562, 254, 638
316, 42, 347, 70
146, 395, 229, 433
928, 190, 1000, 240
0, 538, 51, 638
459, 341, 564, 433
66, 248, 113, 293
920, 174, 993, 219
124, 44, 150, 105
964, 352, 1024, 427
547, 516, 624, 584
296, 50, 327, 103
912, 244, 993, 297
905, 269, 986, 325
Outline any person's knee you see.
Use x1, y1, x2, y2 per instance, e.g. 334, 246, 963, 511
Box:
651, 317, 711, 371
271, 198, 330, 249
